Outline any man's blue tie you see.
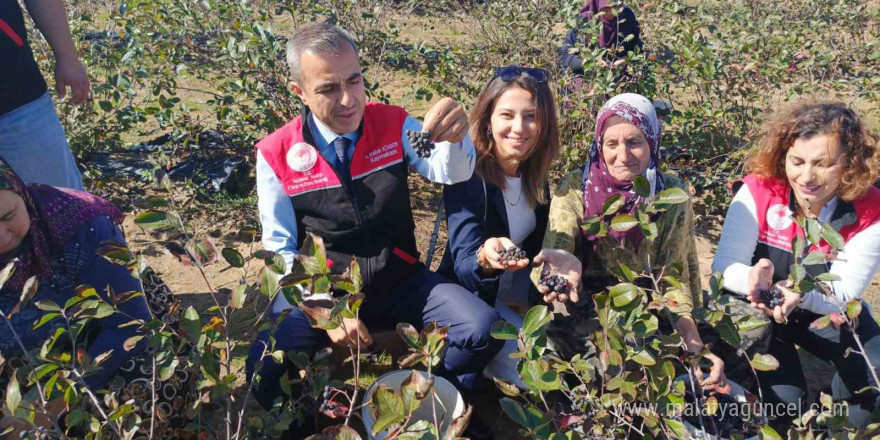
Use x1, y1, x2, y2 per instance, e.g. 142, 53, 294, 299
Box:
333, 136, 351, 185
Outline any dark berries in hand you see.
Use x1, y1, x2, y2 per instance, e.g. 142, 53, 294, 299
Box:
539, 273, 570, 295
406, 129, 434, 158
495, 245, 527, 265
755, 286, 784, 308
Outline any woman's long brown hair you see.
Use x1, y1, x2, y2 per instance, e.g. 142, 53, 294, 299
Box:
469, 73, 560, 208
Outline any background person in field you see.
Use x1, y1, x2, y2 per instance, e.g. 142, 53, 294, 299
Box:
713, 101, 880, 429
558, 0, 644, 77
247, 22, 502, 439
530, 93, 726, 389
0, 0, 88, 190
438, 66, 559, 387
0, 158, 197, 439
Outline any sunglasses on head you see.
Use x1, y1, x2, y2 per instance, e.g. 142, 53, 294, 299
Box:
493, 66, 549, 83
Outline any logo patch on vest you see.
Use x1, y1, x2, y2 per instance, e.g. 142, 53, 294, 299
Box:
287, 142, 318, 172
766, 204, 793, 231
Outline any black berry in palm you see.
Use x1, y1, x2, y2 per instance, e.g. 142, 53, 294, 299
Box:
755, 285, 784, 308
406, 129, 434, 158
539, 273, 570, 294
496, 245, 527, 265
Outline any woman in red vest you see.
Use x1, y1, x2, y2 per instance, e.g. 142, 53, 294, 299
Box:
713, 101, 880, 429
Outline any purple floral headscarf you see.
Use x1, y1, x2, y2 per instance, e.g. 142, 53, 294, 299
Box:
0, 158, 123, 293
581, 93, 665, 252
580, 0, 618, 49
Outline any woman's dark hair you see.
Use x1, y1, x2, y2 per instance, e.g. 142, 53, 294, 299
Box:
469, 73, 560, 208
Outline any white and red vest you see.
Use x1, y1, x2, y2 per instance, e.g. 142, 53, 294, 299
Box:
736, 174, 880, 282
256, 103, 421, 296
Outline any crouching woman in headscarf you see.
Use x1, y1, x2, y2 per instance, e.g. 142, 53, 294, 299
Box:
530, 93, 726, 390
0, 159, 196, 439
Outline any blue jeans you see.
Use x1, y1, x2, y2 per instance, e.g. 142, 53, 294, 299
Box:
246, 265, 503, 429
0, 92, 83, 190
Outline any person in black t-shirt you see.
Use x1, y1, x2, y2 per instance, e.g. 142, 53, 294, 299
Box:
1, 0, 89, 189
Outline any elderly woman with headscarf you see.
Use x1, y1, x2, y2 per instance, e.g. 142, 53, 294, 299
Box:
559, 0, 644, 75
530, 93, 726, 389
0, 159, 195, 438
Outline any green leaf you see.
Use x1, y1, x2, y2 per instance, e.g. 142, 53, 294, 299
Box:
372, 385, 405, 436
187, 237, 218, 266
397, 323, 421, 349
715, 314, 742, 347
230, 284, 248, 309
633, 175, 651, 198
580, 215, 607, 237
820, 223, 845, 250
221, 248, 245, 268
805, 218, 822, 245
500, 398, 528, 428
629, 347, 656, 366
400, 371, 433, 416
134, 210, 180, 232
602, 194, 625, 217
5, 370, 21, 414
802, 251, 827, 265
633, 314, 659, 336
846, 299, 862, 320
792, 235, 805, 259
259, 267, 280, 298
180, 306, 201, 342
617, 263, 635, 283
816, 273, 840, 282
736, 315, 769, 332
32, 312, 60, 330
789, 263, 805, 284
759, 425, 782, 440
0, 260, 16, 290
609, 283, 638, 308
269, 254, 287, 275
750, 353, 780, 371
253, 250, 276, 260
810, 315, 832, 330
490, 321, 519, 340
348, 259, 363, 293
654, 188, 689, 205
123, 335, 145, 351
522, 305, 553, 337
663, 419, 690, 439
610, 214, 639, 232
493, 377, 521, 397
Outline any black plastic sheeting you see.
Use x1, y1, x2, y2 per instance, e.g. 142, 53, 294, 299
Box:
85, 130, 252, 195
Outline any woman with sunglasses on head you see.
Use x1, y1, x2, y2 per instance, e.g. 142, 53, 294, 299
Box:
712, 101, 880, 429
437, 66, 558, 386
529, 93, 727, 389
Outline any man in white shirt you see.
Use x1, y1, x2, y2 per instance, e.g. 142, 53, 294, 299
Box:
246, 22, 501, 438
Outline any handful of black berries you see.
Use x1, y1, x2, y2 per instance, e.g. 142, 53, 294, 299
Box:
755, 285, 785, 308
406, 129, 434, 158
539, 273, 570, 295
496, 245, 527, 265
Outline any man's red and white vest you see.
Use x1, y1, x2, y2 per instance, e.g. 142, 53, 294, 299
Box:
735, 174, 880, 282
256, 103, 421, 297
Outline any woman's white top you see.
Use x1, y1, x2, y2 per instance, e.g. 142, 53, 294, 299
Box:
712, 184, 880, 315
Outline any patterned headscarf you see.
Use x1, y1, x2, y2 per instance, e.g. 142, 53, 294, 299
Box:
0, 158, 123, 293
580, 0, 617, 49
581, 93, 665, 252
